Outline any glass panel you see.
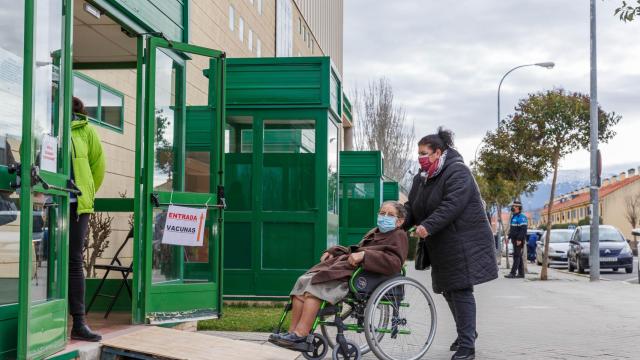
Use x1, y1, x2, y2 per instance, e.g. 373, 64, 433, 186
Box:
153, 49, 178, 191
152, 207, 215, 283
31, 194, 62, 302
101, 89, 123, 128
328, 121, 339, 214
262, 120, 315, 211
185, 151, 210, 193
0, 0, 24, 166
0, 193, 20, 305
151, 208, 179, 283
73, 76, 99, 120
225, 116, 253, 211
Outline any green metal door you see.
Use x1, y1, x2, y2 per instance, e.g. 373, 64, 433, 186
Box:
5, 0, 74, 358
135, 37, 225, 324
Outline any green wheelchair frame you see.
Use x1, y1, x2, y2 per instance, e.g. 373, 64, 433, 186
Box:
272, 266, 412, 360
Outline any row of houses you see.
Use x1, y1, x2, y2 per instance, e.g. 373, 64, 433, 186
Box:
538, 166, 640, 240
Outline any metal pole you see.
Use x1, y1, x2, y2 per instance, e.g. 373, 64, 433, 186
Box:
589, 0, 600, 281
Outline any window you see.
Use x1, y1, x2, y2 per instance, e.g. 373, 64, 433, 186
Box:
239, 17, 244, 42
298, 17, 302, 34
228, 6, 235, 31
276, 0, 293, 56
303, 27, 307, 42
257, 38, 262, 57
248, 29, 253, 51
258, 0, 263, 15
73, 73, 124, 132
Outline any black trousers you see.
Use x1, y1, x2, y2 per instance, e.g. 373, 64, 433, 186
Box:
510, 243, 524, 276
69, 203, 89, 322
443, 287, 476, 349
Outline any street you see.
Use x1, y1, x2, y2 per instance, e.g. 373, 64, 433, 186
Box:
206, 260, 640, 359
538, 256, 638, 283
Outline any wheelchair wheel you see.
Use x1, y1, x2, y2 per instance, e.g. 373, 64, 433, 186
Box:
364, 277, 437, 360
331, 340, 361, 360
320, 300, 389, 355
302, 333, 329, 360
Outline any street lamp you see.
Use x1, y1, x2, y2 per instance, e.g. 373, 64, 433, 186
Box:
497, 62, 555, 127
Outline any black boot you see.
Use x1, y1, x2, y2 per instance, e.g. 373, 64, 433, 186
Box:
451, 347, 475, 360
450, 331, 478, 351
71, 321, 102, 342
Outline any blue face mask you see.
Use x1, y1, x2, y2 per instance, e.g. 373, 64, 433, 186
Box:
377, 215, 397, 233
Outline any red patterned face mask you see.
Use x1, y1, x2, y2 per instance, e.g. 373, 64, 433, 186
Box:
418, 155, 431, 171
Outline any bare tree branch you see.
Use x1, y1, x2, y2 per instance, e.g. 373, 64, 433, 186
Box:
353, 78, 415, 188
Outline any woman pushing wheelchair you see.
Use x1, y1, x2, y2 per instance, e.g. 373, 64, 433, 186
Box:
269, 201, 409, 351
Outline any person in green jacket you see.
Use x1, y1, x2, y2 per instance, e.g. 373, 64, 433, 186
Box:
69, 97, 105, 342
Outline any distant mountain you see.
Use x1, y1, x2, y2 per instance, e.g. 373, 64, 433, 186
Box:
521, 162, 639, 220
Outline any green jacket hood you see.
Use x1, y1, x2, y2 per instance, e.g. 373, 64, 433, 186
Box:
71, 114, 89, 129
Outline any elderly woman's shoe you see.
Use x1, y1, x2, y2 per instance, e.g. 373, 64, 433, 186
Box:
268, 332, 288, 343
274, 332, 308, 351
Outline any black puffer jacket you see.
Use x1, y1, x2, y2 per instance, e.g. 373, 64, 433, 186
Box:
404, 149, 498, 293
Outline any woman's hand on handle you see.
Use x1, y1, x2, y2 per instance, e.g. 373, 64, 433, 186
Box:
416, 225, 429, 238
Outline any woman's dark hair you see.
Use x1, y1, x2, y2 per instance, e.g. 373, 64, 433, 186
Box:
72, 97, 87, 115
418, 127, 455, 152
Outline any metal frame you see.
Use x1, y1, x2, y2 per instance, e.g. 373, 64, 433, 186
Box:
13, 0, 74, 358
133, 36, 226, 324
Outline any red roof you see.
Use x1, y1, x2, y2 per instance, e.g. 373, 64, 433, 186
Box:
546, 175, 640, 213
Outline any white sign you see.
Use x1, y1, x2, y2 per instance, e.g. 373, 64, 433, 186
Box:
40, 134, 58, 172
161, 205, 207, 247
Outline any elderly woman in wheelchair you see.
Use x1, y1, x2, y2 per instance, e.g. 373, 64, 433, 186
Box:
269, 201, 437, 360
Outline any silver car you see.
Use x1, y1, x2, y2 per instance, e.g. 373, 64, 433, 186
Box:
536, 229, 574, 267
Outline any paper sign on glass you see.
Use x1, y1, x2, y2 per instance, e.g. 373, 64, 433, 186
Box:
161, 205, 207, 247
40, 134, 58, 172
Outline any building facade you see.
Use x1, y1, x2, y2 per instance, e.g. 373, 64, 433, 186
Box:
539, 167, 640, 240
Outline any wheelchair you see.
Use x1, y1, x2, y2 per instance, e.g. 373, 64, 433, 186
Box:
271, 267, 437, 360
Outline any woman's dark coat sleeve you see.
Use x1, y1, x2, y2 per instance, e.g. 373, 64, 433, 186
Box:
421, 164, 472, 236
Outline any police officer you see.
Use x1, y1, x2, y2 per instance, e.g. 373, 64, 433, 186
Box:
505, 201, 527, 278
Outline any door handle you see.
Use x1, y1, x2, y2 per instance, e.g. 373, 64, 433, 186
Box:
31, 166, 82, 196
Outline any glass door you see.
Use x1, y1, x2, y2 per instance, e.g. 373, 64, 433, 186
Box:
136, 37, 225, 324
12, 0, 73, 358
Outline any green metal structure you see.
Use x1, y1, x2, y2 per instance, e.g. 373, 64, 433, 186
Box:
338, 151, 384, 247
383, 181, 400, 201
186, 57, 343, 299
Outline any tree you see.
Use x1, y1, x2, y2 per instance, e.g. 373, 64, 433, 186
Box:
353, 78, 415, 188
474, 167, 516, 267
615, 1, 640, 22
625, 193, 640, 251
475, 122, 548, 271
508, 89, 620, 280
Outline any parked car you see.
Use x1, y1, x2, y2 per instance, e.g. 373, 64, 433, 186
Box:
535, 229, 574, 267
567, 225, 634, 274
633, 228, 640, 283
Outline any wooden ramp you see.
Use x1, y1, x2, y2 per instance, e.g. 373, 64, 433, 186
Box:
100, 327, 298, 360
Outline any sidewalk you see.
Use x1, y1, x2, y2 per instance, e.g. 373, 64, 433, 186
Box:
203, 261, 640, 359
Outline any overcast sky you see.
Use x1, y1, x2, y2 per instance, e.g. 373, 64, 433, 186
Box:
343, 1, 640, 171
